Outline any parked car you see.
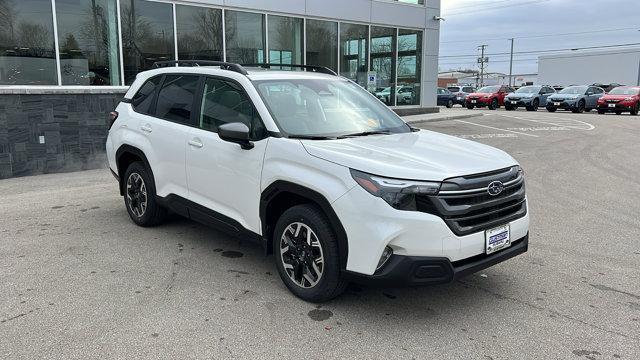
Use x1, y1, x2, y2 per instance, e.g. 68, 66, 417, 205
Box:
546, 85, 605, 113
596, 86, 640, 115
504, 85, 556, 111
437, 87, 456, 108
447, 85, 475, 106
375, 85, 414, 105
466, 85, 515, 110
106, 61, 530, 302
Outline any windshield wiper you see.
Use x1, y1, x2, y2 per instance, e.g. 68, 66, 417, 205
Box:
287, 135, 339, 140
342, 130, 392, 137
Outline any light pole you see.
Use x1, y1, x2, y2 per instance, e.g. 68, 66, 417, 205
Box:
508, 38, 514, 86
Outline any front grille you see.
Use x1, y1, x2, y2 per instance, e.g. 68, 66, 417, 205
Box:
508, 97, 521, 101
416, 166, 527, 236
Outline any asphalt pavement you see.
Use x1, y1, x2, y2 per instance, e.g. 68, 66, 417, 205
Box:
0, 107, 639, 359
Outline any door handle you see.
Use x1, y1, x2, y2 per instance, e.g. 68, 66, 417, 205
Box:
188, 139, 204, 148
140, 125, 152, 133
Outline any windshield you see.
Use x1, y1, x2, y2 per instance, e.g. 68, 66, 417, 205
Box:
515, 86, 541, 94
560, 86, 588, 95
254, 78, 410, 138
477, 86, 500, 93
609, 87, 640, 95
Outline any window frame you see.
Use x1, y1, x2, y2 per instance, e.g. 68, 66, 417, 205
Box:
195, 75, 269, 141
152, 73, 203, 127
131, 75, 164, 116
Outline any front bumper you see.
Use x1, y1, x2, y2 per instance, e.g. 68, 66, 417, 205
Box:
597, 103, 635, 112
547, 99, 576, 110
505, 98, 532, 107
332, 184, 530, 275
344, 234, 528, 286
467, 98, 492, 106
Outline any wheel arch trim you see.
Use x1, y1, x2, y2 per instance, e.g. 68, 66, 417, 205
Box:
115, 145, 155, 196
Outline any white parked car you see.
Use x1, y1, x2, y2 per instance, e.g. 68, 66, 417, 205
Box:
106, 61, 530, 302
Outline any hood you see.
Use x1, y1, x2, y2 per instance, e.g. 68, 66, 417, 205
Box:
507, 92, 534, 98
601, 94, 636, 100
467, 92, 495, 98
301, 131, 518, 181
550, 93, 581, 100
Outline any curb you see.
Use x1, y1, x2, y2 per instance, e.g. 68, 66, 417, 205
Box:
405, 112, 484, 125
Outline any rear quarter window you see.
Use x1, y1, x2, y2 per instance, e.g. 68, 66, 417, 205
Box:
131, 76, 162, 115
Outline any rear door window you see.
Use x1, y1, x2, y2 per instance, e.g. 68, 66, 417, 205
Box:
154, 75, 200, 125
131, 76, 162, 115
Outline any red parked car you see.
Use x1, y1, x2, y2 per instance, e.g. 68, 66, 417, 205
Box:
466, 85, 515, 110
597, 86, 640, 115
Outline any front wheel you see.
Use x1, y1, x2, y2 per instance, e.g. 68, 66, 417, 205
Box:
273, 204, 347, 302
631, 102, 639, 116
446, 99, 454, 108
572, 100, 585, 113
526, 99, 539, 111
123, 162, 166, 227
488, 98, 499, 110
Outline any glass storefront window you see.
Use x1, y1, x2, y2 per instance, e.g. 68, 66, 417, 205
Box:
120, 0, 175, 85
176, 5, 223, 62
370, 26, 397, 106
397, 29, 422, 106
267, 15, 303, 66
305, 19, 337, 72
339, 23, 368, 88
0, 0, 57, 85
397, 0, 425, 4
225, 10, 265, 64
55, 0, 121, 86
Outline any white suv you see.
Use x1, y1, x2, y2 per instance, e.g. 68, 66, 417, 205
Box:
106, 61, 529, 302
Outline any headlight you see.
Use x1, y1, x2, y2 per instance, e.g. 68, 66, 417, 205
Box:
350, 169, 440, 210
624, 97, 633, 101
483, 95, 491, 99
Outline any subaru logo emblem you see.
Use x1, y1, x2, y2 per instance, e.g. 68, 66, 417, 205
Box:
487, 181, 504, 196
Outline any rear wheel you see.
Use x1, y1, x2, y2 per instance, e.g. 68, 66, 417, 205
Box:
526, 98, 539, 111
123, 162, 166, 227
631, 102, 639, 116
488, 98, 498, 110
273, 204, 347, 302
572, 100, 585, 113
446, 99, 454, 108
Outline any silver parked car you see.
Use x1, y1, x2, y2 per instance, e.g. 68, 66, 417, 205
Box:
546, 85, 605, 113
504, 85, 556, 111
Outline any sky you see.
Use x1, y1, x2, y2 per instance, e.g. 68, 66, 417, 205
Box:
438, 0, 640, 75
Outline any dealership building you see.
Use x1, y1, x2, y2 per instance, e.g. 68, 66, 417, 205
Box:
0, 0, 441, 178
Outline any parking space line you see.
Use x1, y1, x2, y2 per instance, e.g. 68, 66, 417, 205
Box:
454, 120, 539, 137
498, 114, 595, 131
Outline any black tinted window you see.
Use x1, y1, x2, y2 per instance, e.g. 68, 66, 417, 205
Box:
199, 78, 266, 140
132, 76, 162, 114
155, 75, 200, 124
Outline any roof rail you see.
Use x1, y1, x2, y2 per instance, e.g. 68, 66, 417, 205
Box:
152, 60, 248, 75
241, 63, 338, 76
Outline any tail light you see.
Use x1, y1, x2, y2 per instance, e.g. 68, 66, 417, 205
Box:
108, 111, 119, 129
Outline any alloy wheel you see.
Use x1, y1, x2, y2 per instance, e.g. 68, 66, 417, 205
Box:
126, 173, 147, 218
279, 222, 324, 288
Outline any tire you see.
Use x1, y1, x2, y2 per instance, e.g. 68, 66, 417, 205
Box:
526, 98, 539, 112
446, 99, 454, 108
488, 98, 498, 110
546, 107, 557, 113
597, 109, 606, 115
615, 111, 622, 115
467, 104, 475, 110
123, 161, 166, 227
631, 102, 639, 116
273, 204, 347, 302
572, 100, 585, 113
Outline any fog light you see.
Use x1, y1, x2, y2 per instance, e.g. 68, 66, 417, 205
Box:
376, 246, 393, 271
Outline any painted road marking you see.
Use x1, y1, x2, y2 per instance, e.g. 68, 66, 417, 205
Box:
498, 114, 595, 131
455, 120, 539, 137
458, 133, 519, 139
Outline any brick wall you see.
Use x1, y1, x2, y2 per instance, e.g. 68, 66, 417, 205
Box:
0, 91, 126, 179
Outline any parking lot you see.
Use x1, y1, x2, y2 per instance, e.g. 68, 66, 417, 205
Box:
1, 108, 639, 359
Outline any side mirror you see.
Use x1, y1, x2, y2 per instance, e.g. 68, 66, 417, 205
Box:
218, 122, 254, 150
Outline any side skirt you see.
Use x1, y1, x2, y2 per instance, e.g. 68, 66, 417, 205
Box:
156, 194, 264, 247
